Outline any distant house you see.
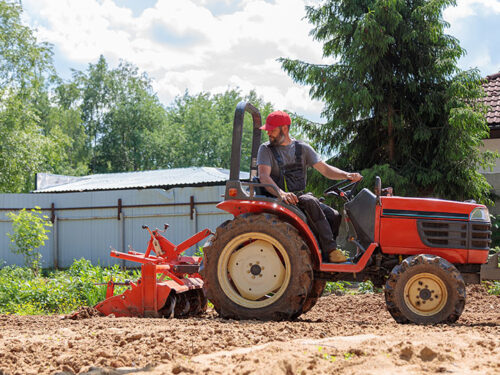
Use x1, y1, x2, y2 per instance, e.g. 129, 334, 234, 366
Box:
480, 72, 500, 213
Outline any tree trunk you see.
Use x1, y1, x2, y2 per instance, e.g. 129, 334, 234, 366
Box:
387, 105, 394, 163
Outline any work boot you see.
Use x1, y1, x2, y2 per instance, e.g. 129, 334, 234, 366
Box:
328, 249, 347, 263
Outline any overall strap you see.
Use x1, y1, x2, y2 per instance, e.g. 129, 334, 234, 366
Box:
294, 141, 302, 164
269, 141, 303, 193
269, 144, 284, 167
269, 140, 301, 167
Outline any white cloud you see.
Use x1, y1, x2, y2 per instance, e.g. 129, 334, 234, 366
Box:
444, 0, 500, 75
21, 0, 500, 123
22, 0, 326, 121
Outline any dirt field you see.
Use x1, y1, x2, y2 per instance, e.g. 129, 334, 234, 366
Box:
0, 285, 498, 375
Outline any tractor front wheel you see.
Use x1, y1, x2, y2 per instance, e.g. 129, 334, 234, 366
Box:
203, 213, 313, 320
384, 254, 466, 324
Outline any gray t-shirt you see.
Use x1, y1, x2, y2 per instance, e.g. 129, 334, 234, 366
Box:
257, 139, 321, 188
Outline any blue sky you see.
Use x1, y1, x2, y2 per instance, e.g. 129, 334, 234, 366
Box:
20, 0, 500, 123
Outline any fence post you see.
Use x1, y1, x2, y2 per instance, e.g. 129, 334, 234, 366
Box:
190, 195, 199, 254
118, 199, 125, 267
51, 203, 58, 269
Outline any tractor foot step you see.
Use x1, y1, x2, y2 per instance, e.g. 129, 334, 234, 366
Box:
323, 261, 353, 265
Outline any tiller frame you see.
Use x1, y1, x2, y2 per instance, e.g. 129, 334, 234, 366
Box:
95, 224, 212, 318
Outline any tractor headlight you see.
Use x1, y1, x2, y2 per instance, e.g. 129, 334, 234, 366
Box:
470, 207, 490, 222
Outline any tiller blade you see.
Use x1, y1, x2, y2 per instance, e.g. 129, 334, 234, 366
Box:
95, 225, 211, 318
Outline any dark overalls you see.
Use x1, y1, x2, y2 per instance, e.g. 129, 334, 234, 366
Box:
268, 141, 341, 259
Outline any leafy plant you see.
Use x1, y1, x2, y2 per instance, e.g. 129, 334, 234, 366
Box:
324, 281, 352, 295
0, 258, 139, 314
6, 207, 52, 275
324, 280, 379, 295
486, 281, 500, 296
194, 246, 204, 257
357, 280, 375, 294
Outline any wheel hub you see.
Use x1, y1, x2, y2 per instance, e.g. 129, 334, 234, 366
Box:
227, 239, 286, 301
404, 273, 447, 316
250, 264, 262, 275
419, 288, 431, 300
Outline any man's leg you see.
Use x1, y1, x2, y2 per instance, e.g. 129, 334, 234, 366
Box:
298, 194, 339, 262
319, 203, 346, 262
320, 203, 341, 240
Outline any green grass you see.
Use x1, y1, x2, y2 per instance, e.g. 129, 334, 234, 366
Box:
0, 258, 139, 315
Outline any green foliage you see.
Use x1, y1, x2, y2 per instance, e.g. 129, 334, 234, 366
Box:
324, 280, 378, 295
194, 246, 204, 257
487, 281, 500, 295
70, 57, 165, 173
280, 0, 497, 204
160, 89, 273, 171
484, 246, 499, 294
0, 258, 140, 314
490, 217, 500, 248
0, 0, 61, 193
357, 280, 375, 294
6, 207, 52, 275
324, 280, 352, 295
1, 0, 277, 193
65, 57, 274, 174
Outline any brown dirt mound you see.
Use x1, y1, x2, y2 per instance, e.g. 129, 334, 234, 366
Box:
64, 306, 105, 320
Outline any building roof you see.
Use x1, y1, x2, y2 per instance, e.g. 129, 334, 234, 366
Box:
34, 167, 249, 193
482, 72, 500, 131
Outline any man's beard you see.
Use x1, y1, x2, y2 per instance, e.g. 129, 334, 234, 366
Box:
269, 128, 285, 146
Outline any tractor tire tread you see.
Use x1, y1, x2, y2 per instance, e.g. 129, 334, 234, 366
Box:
204, 213, 313, 321
384, 254, 466, 325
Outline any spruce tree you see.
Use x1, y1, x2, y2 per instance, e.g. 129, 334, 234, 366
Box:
280, 0, 496, 202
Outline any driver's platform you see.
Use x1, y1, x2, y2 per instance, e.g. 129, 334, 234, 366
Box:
319, 243, 378, 272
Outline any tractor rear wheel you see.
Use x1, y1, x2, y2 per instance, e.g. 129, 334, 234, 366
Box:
302, 280, 326, 314
384, 254, 466, 324
203, 213, 313, 320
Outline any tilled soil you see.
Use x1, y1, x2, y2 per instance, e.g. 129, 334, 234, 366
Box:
0, 285, 498, 375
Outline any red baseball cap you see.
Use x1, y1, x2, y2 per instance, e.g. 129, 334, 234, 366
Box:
259, 111, 291, 131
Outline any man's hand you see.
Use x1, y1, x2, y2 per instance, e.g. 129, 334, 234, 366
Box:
346, 172, 363, 182
280, 191, 298, 205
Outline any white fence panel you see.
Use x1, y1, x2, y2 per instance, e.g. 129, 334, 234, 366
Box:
0, 186, 231, 268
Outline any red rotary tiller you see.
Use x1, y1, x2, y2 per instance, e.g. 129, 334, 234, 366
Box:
95, 224, 212, 318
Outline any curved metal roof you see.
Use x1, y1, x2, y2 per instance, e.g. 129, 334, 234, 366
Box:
34, 167, 249, 193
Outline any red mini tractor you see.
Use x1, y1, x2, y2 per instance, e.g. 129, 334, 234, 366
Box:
202, 102, 500, 324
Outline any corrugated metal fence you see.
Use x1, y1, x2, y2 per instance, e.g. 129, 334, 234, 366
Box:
0, 187, 231, 268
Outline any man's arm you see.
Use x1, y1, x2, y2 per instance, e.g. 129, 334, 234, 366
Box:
258, 164, 299, 205
313, 161, 362, 182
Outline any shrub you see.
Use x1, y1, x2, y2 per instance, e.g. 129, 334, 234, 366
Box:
6, 207, 52, 275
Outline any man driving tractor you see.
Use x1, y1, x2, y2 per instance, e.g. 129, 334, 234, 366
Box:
257, 110, 362, 263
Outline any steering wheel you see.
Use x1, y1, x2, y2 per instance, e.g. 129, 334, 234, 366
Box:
323, 179, 360, 201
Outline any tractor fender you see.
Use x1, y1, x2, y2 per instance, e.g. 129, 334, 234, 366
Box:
217, 200, 322, 263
